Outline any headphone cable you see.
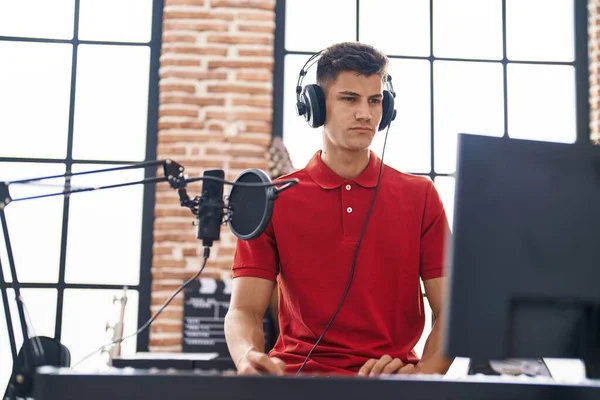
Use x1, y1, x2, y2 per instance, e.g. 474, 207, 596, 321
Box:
296, 122, 392, 374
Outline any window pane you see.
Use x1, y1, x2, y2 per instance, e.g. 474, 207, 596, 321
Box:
507, 64, 576, 144
433, 0, 502, 60
359, 0, 430, 57
285, 0, 356, 52
0, 163, 65, 283
72, 45, 150, 162
65, 164, 144, 285
78, 0, 153, 43
282, 54, 322, 169
506, 0, 574, 62
0, 42, 72, 159
434, 61, 504, 174
0, 0, 75, 39
372, 59, 431, 174
434, 176, 455, 231
62, 289, 138, 370
0, 288, 57, 393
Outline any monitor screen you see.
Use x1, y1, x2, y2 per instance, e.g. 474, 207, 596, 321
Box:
443, 134, 600, 369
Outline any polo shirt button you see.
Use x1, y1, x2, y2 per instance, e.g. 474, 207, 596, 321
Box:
346, 207, 353, 213
345, 184, 351, 190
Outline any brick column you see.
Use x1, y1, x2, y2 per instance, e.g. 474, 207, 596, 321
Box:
590, 0, 600, 144
150, 0, 275, 351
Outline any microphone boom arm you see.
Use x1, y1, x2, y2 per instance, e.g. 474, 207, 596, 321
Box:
0, 159, 188, 206
0, 158, 190, 398
0, 158, 298, 399
271, 179, 297, 199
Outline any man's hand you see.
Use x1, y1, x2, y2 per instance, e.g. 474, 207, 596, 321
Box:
396, 363, 421, 374
236, 349, 286, 376
358, 355, 405, 376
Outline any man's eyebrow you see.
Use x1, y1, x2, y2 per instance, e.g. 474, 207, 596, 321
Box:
337, 90, 360, 96
337, 90, 383, 98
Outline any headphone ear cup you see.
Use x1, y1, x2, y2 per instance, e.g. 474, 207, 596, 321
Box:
378, 90, 396, 131
302, 84, 326, 128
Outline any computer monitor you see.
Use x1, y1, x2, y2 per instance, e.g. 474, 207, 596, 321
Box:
443, 133, 600, 379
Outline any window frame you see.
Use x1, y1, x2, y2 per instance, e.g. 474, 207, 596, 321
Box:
272, 0, 591, 174
0, 0, 164, 356
271, 0, 590, 345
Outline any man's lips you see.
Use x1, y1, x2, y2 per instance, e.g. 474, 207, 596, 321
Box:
350, 126, 373, 132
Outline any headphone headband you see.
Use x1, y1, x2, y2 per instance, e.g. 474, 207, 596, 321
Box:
295, 49, 397, 130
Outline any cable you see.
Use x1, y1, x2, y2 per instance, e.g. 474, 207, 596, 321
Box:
71, 247, 212, 369
296, 122, 392, 374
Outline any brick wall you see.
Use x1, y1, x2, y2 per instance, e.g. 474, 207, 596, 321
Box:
150, 0, 275, 351
591, 0, 600, 144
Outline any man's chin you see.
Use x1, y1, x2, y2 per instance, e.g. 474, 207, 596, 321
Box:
343, 142, 373, 152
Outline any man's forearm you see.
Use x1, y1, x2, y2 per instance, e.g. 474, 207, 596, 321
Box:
417, 313, 453, 374
224, 308, 266, 367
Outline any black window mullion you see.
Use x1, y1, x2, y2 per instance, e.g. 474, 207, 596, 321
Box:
429, 0, 436, 180
271, 0, 286, 139
0, 282, 141, 290
502, 0, 509, 139
0, 35, 149, 47
575, 0, 590, 145
0, 215, 18, 361
136, 0, 164, 353
54, 0, 81, 342
356, 0, 360, 42
0, 158, 155, 165
0, 157, 67, 164
284, 49, 574, 67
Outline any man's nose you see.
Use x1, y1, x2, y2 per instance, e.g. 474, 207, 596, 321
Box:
355, 100, 372, 121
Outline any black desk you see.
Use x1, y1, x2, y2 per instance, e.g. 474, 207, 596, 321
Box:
34, 367, 600, 400
111, 352, 236, 372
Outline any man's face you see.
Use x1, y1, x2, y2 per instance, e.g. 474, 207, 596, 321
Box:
322, 70, 384, 152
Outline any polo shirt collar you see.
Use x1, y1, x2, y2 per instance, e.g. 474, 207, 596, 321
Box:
306, 150, 381, 189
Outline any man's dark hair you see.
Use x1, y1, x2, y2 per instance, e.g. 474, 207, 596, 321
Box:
316, 42, 389, 88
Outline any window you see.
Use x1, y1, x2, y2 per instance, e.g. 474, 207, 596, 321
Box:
273, 0, 586, 357
0, 0, 162, 387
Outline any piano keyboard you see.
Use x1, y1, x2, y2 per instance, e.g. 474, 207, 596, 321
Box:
33, 366, 600, 400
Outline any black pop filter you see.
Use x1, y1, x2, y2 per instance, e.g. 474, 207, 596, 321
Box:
228, 169, 274, 240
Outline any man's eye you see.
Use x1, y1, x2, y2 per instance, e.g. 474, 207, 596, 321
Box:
370, 99, 381, 104
342, 97, 355, 102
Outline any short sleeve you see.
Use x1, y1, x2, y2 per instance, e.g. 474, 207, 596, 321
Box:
420, 180, 451, 281
232, 220, 279, 282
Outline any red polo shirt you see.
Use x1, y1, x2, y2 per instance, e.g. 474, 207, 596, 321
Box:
232, 150, 449, 375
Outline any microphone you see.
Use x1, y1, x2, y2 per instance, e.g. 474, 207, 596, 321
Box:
190, 167, 298, 244
227, 168, 296, 240
196, 169, 225, 248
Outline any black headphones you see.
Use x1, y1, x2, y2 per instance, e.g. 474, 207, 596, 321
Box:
295, 50, 397, 131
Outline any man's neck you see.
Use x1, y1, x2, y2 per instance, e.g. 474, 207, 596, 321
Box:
320, 148, 370, 180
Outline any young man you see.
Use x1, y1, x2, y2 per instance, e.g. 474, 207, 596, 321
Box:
224, 42, 452, 376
